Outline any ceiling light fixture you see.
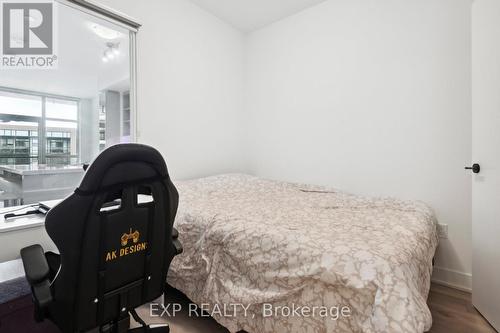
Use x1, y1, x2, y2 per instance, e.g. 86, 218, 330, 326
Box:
102, 43, 120, 63
90, 23, 123, 40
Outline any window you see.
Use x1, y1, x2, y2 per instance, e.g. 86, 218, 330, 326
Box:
0, 90, 42, 117
0, 1, 137, 208
0, 89, 79, 166
46, 98, 78, 121
45, 98, 79, 165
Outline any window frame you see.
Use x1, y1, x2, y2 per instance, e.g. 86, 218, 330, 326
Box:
0, 86, 80, 165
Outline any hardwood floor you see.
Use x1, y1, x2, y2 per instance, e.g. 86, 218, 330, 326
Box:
428, 284, 496, 333
134, 283, 497, 333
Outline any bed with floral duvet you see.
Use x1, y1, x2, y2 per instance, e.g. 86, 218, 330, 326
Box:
168, 174, 439, 333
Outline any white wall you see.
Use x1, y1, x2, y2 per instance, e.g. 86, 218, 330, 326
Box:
98, 0, 247, 180
245, 0, 472, 289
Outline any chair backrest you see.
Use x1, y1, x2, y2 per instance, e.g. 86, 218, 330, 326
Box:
45, 144, 179, 332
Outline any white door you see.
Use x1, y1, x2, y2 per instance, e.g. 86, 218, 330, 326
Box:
472, 1, 500, 331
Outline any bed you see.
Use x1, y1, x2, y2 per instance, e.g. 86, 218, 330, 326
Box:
168, 174, 438, 333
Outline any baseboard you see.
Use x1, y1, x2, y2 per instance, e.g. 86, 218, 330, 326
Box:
432, 266, 472, 292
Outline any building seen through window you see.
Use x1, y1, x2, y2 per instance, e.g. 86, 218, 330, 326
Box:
0, 90, 78, 166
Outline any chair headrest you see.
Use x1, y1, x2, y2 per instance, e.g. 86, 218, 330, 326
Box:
76, 144, 169, 194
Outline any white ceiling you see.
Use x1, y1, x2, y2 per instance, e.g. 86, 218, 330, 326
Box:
0, 2, 130, 99
189, 0, 328, 32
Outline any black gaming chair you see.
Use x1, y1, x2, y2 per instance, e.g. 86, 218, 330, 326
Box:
20, 144, 182, 333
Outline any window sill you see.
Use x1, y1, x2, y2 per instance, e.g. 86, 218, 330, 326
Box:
0, 164, 84, 176
0, 206, 45, 233
0, 258, 24, 283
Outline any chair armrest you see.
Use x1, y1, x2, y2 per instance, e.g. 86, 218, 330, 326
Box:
172, 228, 183, 255
21, 244, 50, 285
32, 279, 53, 310
20, 245, 53, 312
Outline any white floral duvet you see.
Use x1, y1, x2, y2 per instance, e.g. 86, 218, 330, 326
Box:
168, 174, 439, 333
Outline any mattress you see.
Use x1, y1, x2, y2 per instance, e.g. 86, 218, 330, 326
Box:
168, 174, 439, 333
